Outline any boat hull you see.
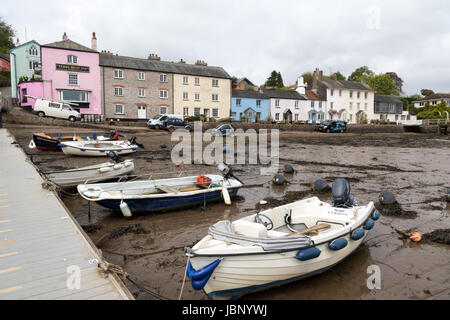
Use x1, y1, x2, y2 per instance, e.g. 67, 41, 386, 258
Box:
95, 187, 240, 213
33, 133, 117, 151
190, 230, 369, 300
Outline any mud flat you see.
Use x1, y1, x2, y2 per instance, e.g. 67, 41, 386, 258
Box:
5, 123, 450, 300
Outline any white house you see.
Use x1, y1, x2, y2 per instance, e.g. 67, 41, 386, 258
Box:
265, 88, 305, 123
296, 76, 327, 123
413, 93, 450, 108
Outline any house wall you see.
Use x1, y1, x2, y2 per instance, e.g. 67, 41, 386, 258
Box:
173, 74, 231, 119
17, 81, 44, 108
9, 41, 41, 98
0, 57, 10, 71
269, 98, 302, 122
326, 88, 374, 123
41, 47, 101, 115
231, 97, 270, 122
101, 66, 173, 119
299, 99, 327, 123
414, 99, 450, 108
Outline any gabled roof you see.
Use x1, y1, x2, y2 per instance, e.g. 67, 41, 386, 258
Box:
320, 78, 373, 91
9, 40, 40, 53
305, 90, 326, 101
413, 93, 450, 102
42, 39, 97, 53
374, 94, 402, 104
234, 77, 255, 86
232, 89, 268, 99
0, 53, 10, 62
263, 89, 305, 100
99, 54, 231, 79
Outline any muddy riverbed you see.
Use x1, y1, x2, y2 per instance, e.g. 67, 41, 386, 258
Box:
6, 124, 450, 300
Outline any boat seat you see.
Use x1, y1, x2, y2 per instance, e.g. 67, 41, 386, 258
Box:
232, 220, 268, 238
155, 184, 179, 194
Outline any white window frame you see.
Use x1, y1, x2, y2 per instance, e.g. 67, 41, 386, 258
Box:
113, 69, 123, 79
195, 93, 200, 101
67, 55, 77, 64
114, 104, 124, 115
349, 102, 353, 110
138, 88, 146, 97
114, 87, 123, 97
236, 99, 241, 106
212, 79, 219, 87
159, 90, 168, 99
212, 94, 219, 102
183, 92, 188, 100
183, 107, 189, 116
68, 73, 78, 86
212, 108, 219, 117
194, 108, 201, 116
295, 101, 299, 109
195, 77, 200, 85
160, 74, 167, 83
183, 76, 189, 84
29, 45, 38, 56
256, 99, 261, 107
275, 99, 280, 108
275, 113, 280, 120
28, 60, 39, 70
138, 72, 145, 81
160, 106, 168, 114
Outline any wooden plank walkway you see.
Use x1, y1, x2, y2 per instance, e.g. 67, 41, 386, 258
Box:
0, 129, 133, 300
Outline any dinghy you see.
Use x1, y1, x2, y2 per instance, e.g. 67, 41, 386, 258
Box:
60, 139, 138, 156
29, 130, 119, 150
77, 164, 243, 216
42, 152, 134, 188
184, 179, 379, 300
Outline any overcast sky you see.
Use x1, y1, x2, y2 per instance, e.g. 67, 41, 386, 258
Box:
3, 0, 450, 95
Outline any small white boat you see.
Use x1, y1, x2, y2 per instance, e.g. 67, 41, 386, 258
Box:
185, 179, 379, 300
60, 140, 138, 156
43, 159, 134, 188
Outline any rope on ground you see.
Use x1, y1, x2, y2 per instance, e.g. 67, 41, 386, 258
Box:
98, 260, 170, 300
178, 254, 191, 300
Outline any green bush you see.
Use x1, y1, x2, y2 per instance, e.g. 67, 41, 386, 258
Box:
416, 101, 450, 119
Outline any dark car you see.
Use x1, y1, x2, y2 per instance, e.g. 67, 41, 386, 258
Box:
318, 120, 347, 133
162, 117, 191, 132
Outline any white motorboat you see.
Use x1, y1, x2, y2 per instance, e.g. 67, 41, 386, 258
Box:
185, 179, 379, 300
60, 140, 138, 156
43, 159, 134, 188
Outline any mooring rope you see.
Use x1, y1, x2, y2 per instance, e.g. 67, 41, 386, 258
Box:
178, 254, 191, 300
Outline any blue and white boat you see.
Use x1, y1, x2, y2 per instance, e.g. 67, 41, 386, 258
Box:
60, 140, 138, 156
77, 172, 243, 217
185, 179, 379, 300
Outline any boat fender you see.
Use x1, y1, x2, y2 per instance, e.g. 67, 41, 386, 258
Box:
113, 164, 123, 170
98, 167, 113, 173
372, 210, 380, 221
350, 229, 365, 240
120, 200, 132, 217
28, 139, 36, 149
124, 161, 132, 167
187, 259, 221, 290
295, 247, 321, 261
222, 188, 231, 205
328, 238, 348, 250
364, 218, 375, 230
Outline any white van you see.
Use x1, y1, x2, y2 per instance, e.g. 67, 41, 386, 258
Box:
147, 114, 184, 129
32, 97, 81, 122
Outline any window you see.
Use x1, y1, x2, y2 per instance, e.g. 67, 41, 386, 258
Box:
212, 79, 219, 87
365, 92, 368, 99
60, 90, 88, 102
138, 72, 145, 81
311, 101, 315, 108
204, 108, 210, 117
295, 114, 299, 121
67, 55, 77, 64
195, 93, 200, 101
231, 112, 237, 118
194, 108, 200, 116
357, 91, 360, 99
183, 76, 189, 84
275, 113, 280, 120
349, 102, 353, 110
212, 108, 219, 117
357, 102, 360, 109
159, 74, 167, 82
330, 89, 334, 96
349, 91, 353, 98
68, 73, 78, 85
339, 90, 342, 97
212, 94, 219, 102
113, 69, 123, 79
195, 77, 200, 85
236, 99, 241, 106
183, 92, 188, 100
319, 101, 322, 109
330, 102, 334, 109
183, 107, 189, 116
275, 99, 280, 107
364, 103, 368, 110
114, 104, 124, 115
138, 88, 145, 97
256, 100, 261, 107
160, 107, 167, 114
295, 101, 299, 109
29, 45, 38, 56
114, 87, 123, 96
159, 90, 168, 99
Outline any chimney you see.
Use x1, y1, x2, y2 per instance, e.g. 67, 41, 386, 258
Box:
312, 68, 323, 93
178, 59, 186, 64
259, 85, 264, 94
62, 32, 68, 41
91, 32, 97, 51
15, 38, 20, 46
195, 60, 207, 66
148, 53, 161, 61
296, 76, 306, 95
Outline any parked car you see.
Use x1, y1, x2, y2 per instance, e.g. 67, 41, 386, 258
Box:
211, 124, 235, 136
163, 117, 191, 132
318, 120, 347, 133
148, 114, 183, 130
32, 97, 80, 122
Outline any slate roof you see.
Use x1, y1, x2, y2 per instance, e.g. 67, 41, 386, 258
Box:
99, 54, 231, 79
306, 90, 326, 101
234, 77, 255, 86
374, 94, 402, 104
0, 53, 10, 62
263, 89, 305, 100
320, 78, 373, 91
413, 93, 450, 102
41, 39, 97, 53
232, 89, 268, 99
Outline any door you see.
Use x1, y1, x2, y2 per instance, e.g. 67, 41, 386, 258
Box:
137, 106, 147, 119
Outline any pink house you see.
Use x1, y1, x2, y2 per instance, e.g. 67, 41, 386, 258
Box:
18, 32, 101, 115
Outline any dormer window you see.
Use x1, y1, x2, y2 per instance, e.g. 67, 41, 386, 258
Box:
29, 45, 38, 56
67, 55, 78, 64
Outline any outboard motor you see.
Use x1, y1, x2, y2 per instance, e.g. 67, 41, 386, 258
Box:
128, 136, 144, 148
218, 163, 243, 184
331, 178, 356, 207
107, 151, 124, 163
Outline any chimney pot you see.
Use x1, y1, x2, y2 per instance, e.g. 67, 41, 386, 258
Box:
62, 32, 68, 41
91, 32, 97, 51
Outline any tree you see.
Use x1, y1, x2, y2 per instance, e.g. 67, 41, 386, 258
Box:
365, 74, 398, 95
348, 66, 374, 82
264, 70, 284, 88
420, 89, 435, 97
416, 101, 450, 119
275, 72, 284, 88
0, 17, 15, 53
301, 72, 313, 86
334, 71, 346, 81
